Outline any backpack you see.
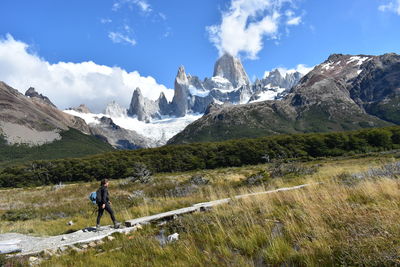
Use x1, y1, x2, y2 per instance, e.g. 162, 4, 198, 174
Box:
89, 188, 102, 205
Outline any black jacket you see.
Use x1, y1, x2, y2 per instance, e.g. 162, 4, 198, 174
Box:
99, 186, 110, 205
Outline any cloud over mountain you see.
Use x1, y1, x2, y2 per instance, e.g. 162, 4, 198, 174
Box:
207, 0, 302, 59
0, 34, 173, 112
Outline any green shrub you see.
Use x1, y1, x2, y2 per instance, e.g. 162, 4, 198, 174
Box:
1, 209, 37, 221
1, 126, 400, 188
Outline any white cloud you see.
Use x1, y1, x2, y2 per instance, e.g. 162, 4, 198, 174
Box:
379, 0, 400, 14
112, 0, 152, 13
285, 9, 301, 25
287, 16, 301, 25
207, 0, 302, 59
108, 31, 137, 46
264, 64, 314, 77
100, 18, 112, 24
0, 34, 174, 112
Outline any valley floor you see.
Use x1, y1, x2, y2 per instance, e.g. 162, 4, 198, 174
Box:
1, 152, 400, 266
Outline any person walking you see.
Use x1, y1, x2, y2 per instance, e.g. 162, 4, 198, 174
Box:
96, 179, 121, 230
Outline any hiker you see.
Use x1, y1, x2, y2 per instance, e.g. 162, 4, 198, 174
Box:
96, 179, 121, 230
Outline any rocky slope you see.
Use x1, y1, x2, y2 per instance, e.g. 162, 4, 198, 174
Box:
88, 116, 152, 149
65, 102, 155, 150
168, 53, 399, 144
0, 82, 91, 146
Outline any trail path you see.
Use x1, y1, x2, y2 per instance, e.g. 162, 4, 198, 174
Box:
0, 183, 313, 256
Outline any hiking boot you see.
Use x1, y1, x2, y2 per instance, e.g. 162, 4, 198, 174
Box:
114, 221, 121, 229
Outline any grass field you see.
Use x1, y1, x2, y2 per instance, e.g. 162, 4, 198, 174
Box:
1, 153, 400, 266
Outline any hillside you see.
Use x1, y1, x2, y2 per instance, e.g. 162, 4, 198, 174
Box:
0, 82, 120, 158
0, 128, 113, 167
168, 53, 400, 144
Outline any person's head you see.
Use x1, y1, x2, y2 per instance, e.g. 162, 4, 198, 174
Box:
100, 179, 109, 187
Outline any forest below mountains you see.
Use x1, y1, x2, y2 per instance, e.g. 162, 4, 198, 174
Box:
1, 125, 399, 188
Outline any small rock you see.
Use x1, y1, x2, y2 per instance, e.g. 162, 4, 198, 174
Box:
96, 240, 104, 245
81, 244, 89, 249
88, 242, 97, 248
28, 256, 41, 266
133, 224, 143, 231
107, 236, 115, 241
167, 233, 179, 243
67, 220, 74, 226
71, 246, 83, 253
29, 256, 38, 262
43, 249, 55, 257
61, 236, 68, 241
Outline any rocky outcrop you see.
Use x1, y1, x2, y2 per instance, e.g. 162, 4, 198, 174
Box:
168, 53, 400, 144
70, 104, 91, 114
25, 87, 56, 108
213, 53, 250, 88
157, 92, 170, 116
250, 70, 303, 102
128, 88, 160, 122
105, 101, 127, 117
171, 66, 190, 117
89, 116, 152, 149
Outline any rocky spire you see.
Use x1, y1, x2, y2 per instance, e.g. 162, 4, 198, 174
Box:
157, 92, 170, 116
25, 87, 56, 107
128, 88, 161, 122
171, 66, 190, 117
70, 104, 91, 114
213, 53, 250, 88
128, 88, 144, 119
105, 101, 127, 117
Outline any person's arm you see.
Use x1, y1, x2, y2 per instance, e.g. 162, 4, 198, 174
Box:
101, 187, 107, 208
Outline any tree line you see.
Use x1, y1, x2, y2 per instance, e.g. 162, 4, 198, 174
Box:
1, 126, 399, 188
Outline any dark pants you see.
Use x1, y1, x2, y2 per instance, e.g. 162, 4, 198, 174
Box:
96, 203, 116, 225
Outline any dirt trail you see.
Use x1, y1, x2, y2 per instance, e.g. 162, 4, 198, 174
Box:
0, 183, 314, 256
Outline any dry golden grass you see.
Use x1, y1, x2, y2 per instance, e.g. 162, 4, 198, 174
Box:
2, 154, 400, 266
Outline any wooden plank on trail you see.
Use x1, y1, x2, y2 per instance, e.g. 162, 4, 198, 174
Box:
125, 206, 200, 227
125, 184, 314, 227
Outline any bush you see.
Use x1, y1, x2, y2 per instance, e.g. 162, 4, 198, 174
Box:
1, 209, 37, 221
243, 171, 270, 186
269, 163, 318, 178
129, 163, 152, 184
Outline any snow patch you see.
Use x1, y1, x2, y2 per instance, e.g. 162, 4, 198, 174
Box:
188, 85, 210, 97
112, 114, 202, 144
64, 110, 102, 125
347, 56, 370, 66
321, 62, 334, 71
63, 110, 202, 145
211, 76, 231, 85
249, 86, 286, 103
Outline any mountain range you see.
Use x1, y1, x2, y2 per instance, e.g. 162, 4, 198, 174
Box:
63, 53, 304, 149
1, 52, 399, 154
169, 53, 400, 144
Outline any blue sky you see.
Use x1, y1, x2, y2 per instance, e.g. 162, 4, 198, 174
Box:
0, 0, 399, 111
